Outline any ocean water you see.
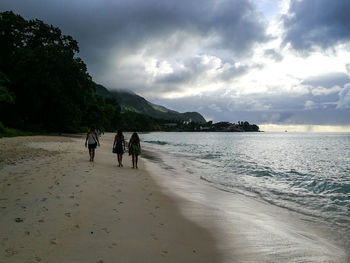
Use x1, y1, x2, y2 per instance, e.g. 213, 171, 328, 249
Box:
141, 132, 350, 236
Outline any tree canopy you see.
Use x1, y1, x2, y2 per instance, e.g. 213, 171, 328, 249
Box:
0, 11, 121, 132
0, 11, 259, 135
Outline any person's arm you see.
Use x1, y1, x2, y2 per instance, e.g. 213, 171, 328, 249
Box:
138, 142, 141, 153
113, 135, 117, 148
85, 133, 89, 147
122, 136, 126, 150
94, 132, 100, 146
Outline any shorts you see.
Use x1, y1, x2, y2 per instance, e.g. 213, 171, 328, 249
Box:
88, 143, 97, 150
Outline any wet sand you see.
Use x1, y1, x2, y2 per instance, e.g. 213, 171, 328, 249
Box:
0, 134, 347, 262
0, 134, 221, 263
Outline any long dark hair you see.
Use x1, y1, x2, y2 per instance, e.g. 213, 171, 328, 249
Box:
117, 130, 123, 139
130, 132, 140, 144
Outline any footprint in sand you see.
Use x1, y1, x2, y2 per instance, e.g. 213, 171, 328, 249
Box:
5, 247, 18, 257
161, 250, 169, 257
15, 217, 24, 223
41, 197, 47, 202
70, 195, 75, 199
101, 228, 110, 234
38, 218, 45, 223
150, 233, 158, 240
149, 212, 156, 218
75, 203, 80, 207
50, 238, 57, 245
34, 255, 42, 262
108, 242, 118, 249
64, 212, 71, 218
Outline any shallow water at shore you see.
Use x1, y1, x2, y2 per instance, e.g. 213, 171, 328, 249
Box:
141, 132, 350, 257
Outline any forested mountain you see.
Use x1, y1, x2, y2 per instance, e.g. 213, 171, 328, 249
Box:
0, 11, 204, 134
0, 11, 258, 136
95, 84, 206, 123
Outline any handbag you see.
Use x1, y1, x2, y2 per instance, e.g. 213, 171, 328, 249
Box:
112, 145, 117, 153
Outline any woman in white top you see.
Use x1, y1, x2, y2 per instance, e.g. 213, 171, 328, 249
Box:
85, 126, 100, 162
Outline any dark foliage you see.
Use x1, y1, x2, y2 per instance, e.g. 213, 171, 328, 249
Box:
0, 11, 121, 133
0, 11, 259, 136
95, 84, 206, 124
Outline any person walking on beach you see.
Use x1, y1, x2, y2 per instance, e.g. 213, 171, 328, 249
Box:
128, 132, 141, 169
113, 130, 126, 167
85, 126, 100, 162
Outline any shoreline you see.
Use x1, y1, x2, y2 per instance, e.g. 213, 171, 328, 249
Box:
142, 143, 348, 262
0, 134, 348, 262
0, 134, 222, 262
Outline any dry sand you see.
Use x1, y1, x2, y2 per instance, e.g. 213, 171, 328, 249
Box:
0, 134, 221, 263
0, 134, 347, 263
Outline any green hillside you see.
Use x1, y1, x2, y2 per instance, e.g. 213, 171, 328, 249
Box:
96, 84, 206, 123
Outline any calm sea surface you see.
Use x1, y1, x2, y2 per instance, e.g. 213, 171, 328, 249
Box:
141, 132, 350, 235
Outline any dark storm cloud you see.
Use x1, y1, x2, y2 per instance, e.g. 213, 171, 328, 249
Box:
282, 0, 350, 51
155, 56, 252, 89
0, 0, 268, 80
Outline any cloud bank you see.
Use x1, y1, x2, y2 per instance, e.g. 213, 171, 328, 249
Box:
1, 0, 350, 126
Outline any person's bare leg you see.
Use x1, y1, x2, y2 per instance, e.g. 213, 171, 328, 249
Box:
118, 154, 122, 167
135, 155, 138, 169
89, 149, 92, 162
132, 155, 135, 168
92, 149, 95, 162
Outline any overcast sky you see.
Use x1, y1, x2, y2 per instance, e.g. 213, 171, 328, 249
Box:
1, 0, 350, 130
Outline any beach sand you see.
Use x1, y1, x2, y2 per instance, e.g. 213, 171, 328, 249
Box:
0, 134, 347, 263
0, 134, 221, 263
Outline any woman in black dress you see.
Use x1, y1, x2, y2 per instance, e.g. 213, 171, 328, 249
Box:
113, 130, 126, 167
